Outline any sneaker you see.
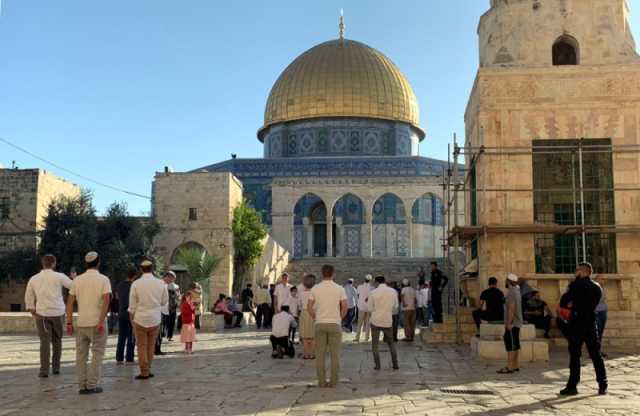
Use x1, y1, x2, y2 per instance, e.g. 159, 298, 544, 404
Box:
559, 387, 578, 396
79, 388, 90, 395
155, 351, 166, 356
135, 374, 150, 380
392, 365, 399, 370
52, 369, 60, 375
598, 384, 608, 395
38, 373, 48, 378
86, 387, 103, 394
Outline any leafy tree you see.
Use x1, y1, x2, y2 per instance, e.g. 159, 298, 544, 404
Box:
174, 247, 221, 310
231, 199, 267, 294
38, 190, 98, 274
0, 249, 40, 283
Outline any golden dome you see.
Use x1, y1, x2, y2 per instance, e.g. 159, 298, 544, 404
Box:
259, 39, 423, 140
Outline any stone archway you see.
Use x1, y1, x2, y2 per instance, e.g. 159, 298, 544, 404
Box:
332, 193, 365, 257
372, 193, 408, 257
412, 193, 444, 257
293, 193, 333, 258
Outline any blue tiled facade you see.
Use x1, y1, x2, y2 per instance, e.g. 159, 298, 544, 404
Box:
196, 156, 450, 226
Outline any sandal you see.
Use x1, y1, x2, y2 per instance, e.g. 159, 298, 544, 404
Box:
496, 367, 515, 374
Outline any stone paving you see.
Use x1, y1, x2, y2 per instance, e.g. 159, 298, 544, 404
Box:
1, 330, 639, 416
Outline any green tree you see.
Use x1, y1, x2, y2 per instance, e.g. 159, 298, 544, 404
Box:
232, 199, 267, 294
174, 247, 221, 310
38, 190, 98, 274
97, 202, 161, 281
0, 249, 40, 283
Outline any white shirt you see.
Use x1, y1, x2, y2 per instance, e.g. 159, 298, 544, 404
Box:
368, 284, 399, 328
284, 295, 301, 317
24, 269, 72, 317
417, 287, 430, 308
271, 311, 297, 338
69, 269, 112, 327
344, 284, 357, 308
299, 288, 313, 312
401, 287, 417, 311
309, 280, 347, 325
128, 273, 169, 328
274, 282, 292, 310
356, 283, 373, 312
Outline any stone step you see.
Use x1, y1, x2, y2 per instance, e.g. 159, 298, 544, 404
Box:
471, 337, 549, 362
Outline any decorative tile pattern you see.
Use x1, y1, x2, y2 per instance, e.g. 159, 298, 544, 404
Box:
294, 225, 305, 259
344, 225, 362, 256
331, 130, 348, 153
396, 226, 409, 257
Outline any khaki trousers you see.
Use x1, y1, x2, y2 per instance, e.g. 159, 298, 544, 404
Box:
403, 309, 417, 340
355, 311, 371, 342
34, 315, 63, 375
75, 326, 107, 389
134, 323, 160, 376
315, 323, 342, 386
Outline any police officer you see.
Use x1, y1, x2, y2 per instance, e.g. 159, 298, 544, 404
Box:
559, 262, 608, 396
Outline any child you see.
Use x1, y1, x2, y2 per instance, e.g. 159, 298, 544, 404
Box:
284, 286, 300, 343
180, 292, 197, 354
270, 305, 297, 359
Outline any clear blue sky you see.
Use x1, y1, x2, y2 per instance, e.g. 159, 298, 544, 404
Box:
1, 1, 639, 214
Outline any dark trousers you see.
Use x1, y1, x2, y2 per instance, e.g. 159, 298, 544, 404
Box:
392, 314, 399, 342
432, 289, 443, 323
472, 310, 503, 330
195, 315, 201, 330
343, 307, 355, 332
116, 318, 135, 362
165, 312, 177, 340
371, 325, 398, 368
221, 311, 243, 327
596, 310, 607, 343
34, 315, 63, 375
155, 315, 165, 354
567, 323, 607, 388
256, 303, 272, 329
526, 314, 552, 335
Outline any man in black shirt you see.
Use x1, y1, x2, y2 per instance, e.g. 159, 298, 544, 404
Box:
523, 290, 553, 338
429, 262, 448, 323
115, 267, 137, 364
559, 262, 608, 396
472, 277, 504, 333
240, 283, 257, 322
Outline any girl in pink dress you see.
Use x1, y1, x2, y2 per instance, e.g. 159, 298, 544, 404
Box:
180, 292, 197, 354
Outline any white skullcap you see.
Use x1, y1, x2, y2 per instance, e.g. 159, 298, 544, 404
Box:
507, 273, 519, 283
84, 251, 99, 263
140, 259, 153, 267
364, 274, 372, 281
402, 278, 409, 286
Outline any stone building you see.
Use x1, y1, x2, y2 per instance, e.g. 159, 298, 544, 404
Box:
461, 0, 640, 349
152, 25, 456, 295
0, 168, 80, 311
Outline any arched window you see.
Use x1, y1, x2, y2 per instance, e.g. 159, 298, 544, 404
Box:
553, 36, 579, 66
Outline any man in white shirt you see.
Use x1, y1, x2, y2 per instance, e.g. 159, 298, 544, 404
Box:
343, 279, 357, 332
400, 279, 417, 342
274, 272, 292, 313
128, 259, 169, 380
368, 275, 399, 370
270, 305, 297, 358
25, 254, 73, 378
307, 264, 347, 388
355, 275, 373, 342
417, 283, 431, 327
65, 252, 112, 395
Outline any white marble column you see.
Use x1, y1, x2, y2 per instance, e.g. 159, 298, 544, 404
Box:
408, 218, 414, 258
327, 213, 334, 257
303, 217, 312, 257
367, 213, 373, 257
335, 217, 343, 257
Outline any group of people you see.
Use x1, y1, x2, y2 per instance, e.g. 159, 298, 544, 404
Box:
24, 252, 201, 394
258, 262, 449, 387
472, 263, 609, 395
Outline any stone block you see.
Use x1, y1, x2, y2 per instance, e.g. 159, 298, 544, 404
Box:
470, 337, 549, 362
479, 323, 535, 341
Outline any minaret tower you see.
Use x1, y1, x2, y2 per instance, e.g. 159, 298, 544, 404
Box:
480, 0, 637, 68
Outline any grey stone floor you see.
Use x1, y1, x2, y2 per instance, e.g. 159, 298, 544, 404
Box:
0, 330, 639, 416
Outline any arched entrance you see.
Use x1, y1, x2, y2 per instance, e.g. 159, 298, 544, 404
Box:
333, 193, 365, 256
412, 193, 445, 257
293, 193, 334, 258
372, 193, 408, 257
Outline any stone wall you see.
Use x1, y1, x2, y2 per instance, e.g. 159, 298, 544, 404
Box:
464, 63, 640, 313
0, 280, 27, 312
152, 171, 243, 304
481, 0, 637, 68
249, 235, 290, 287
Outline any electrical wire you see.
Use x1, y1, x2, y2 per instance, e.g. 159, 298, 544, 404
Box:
0, 136, 151, 200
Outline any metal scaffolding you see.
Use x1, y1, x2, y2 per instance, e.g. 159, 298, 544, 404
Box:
442, 136, 640, 344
